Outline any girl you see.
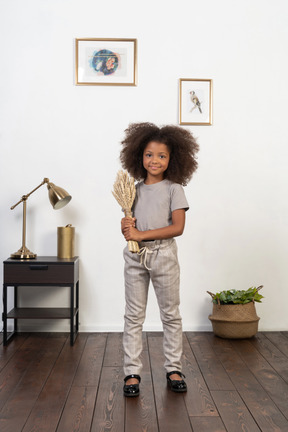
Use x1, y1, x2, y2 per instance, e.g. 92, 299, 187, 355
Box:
119, 122, 199, 397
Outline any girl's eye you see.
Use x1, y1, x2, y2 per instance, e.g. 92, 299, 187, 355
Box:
145, 153, 152, 157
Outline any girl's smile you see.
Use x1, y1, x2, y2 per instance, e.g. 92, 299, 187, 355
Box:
143, 141, 170, 183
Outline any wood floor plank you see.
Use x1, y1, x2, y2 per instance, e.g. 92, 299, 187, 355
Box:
186, 332, 235, 391
230, 338, 288, 418
190, 416, 226, 432
56, 386, 98, 432
22, 334, 88, 432
0, 336, 66, 432
148, 334, 193, 432
0, 335, 49, 411
181, 334, 218, 417
207, 334, 288, 429
90, 366, 125, 432
103, 332, 123, 367
207, 334, 265, 391
0, 334, 29, 372
72, 333, 107, 387
250, 333, 288, 384
211, 390, 261, 431
264, 332, 288, 358
239, 389, 288, 431
55, 334, 108, 432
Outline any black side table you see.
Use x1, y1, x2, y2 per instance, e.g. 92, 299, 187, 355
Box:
2, 256, 79, 346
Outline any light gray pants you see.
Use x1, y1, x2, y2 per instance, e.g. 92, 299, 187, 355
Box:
123, 238, 183, 376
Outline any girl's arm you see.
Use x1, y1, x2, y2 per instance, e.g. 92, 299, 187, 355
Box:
122, 209, 186, 242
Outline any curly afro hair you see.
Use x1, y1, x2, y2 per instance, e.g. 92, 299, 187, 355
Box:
120, 122, 199, 186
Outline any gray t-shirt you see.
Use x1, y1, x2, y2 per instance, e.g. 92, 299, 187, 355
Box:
133, 179, 189, 231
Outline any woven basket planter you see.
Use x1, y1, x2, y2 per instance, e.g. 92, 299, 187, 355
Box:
208, 302, 260, 339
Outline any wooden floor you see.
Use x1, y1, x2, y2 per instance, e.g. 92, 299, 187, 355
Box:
1, 332, 288, 432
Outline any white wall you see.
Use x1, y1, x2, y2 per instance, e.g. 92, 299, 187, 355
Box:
1, 0, 288, 333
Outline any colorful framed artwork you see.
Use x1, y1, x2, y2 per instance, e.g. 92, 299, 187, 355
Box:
179, 79, 213, 125
75, 38, 137, 86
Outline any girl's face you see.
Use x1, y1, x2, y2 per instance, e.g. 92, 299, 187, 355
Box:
143, 141, 170, 183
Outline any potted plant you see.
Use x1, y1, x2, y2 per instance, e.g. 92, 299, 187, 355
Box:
207, 286, 264, 339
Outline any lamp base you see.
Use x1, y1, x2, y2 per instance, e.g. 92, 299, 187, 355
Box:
11, 246, 37, 259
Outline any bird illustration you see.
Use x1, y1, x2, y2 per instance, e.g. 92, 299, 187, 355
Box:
190, 91, 202, 113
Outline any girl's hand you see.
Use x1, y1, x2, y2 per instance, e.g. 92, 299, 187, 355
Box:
123, 225, 143, 242
121, 217, 142, 241
121, 217, 136, 234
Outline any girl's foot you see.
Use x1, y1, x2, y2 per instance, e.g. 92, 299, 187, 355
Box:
166, 370, 187, 392
123, 374, 141, 397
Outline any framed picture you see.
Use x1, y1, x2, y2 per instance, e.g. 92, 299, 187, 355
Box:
75, 38, 137, 86
179, 79, 213, 125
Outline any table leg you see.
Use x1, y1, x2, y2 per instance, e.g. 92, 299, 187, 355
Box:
3, 284, 7, 345
14, 286, 18, 333
76, 281, 79, 334
70, 284, 74, 346
3, 285, 17, 345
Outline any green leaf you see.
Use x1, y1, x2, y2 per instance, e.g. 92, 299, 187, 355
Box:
209, 286, 264, 305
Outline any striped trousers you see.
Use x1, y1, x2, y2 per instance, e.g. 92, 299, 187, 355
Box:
123, 238, 183, 376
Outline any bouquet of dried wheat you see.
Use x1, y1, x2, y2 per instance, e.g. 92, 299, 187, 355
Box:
112, 170, 140, 253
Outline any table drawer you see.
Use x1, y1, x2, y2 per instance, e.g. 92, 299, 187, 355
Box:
4, 264, 75, 284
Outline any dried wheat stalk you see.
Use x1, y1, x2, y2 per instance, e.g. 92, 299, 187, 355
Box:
112, 170, 140, 253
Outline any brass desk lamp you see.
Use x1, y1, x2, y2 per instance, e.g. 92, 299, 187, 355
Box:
10, 177, 72, 259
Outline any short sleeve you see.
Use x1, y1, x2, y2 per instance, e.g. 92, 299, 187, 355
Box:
170, 183, 189, 212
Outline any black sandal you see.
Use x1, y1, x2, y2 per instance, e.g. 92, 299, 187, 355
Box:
166, 371, 187, 393
123, 374, 141, 397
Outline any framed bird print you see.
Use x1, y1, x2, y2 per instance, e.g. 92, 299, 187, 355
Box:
75, 38, 137, 86
179, 79, 213, 125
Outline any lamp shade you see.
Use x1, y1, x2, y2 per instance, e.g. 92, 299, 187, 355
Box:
47, 182, 72, 210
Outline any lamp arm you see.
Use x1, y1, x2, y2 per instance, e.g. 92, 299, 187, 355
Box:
10, 178, 50, 210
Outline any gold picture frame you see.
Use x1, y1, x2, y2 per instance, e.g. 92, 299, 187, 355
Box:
179, 79, 213, 125
75, 38, 137, 86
